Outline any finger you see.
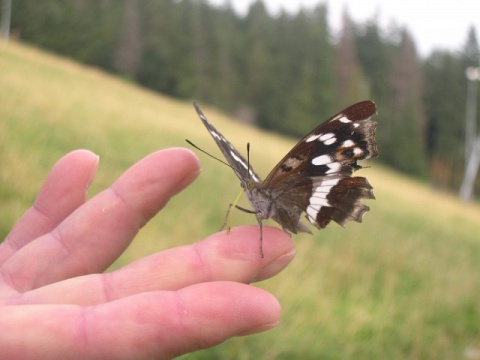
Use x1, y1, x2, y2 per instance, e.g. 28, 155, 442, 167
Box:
0, 150, 99, 265
1, 148, 201, 293
0, 282, 280, 360
12, 226, 295, 305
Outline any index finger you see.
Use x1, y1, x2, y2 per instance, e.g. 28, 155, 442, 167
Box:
1, 148, 201, 293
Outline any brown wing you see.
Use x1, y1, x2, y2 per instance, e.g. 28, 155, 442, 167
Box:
262, 100, 378, 231
263, 100, 378, 187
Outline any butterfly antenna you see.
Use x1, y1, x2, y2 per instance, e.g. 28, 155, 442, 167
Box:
247, 142, 251, 181
186, 139, 233, 169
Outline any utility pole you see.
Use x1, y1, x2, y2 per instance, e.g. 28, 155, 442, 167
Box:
1, 0, 12, 43
459, 66, 480, 201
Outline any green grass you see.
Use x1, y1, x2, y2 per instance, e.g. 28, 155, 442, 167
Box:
2, 41, 480, 359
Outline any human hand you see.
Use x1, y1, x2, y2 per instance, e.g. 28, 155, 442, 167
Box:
0, 148, 295, 359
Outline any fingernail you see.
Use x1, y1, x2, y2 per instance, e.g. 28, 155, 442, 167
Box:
238, 319, 282, 336
86, 154, 100, 191
252, 249, 296, 282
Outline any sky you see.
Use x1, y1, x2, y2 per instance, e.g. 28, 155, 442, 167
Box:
209, 0, 480, 57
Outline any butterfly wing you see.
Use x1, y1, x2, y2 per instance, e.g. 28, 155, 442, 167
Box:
193, 102, 262, 184
262, 100, 378, 231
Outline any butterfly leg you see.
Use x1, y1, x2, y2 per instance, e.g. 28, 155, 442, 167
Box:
221, 203, 234, 233
234, 205, 264, 258
221, 204, 257, 233
221, 190, 248, 233
234, 205, 256, 213
256, 217, 264, 258
221, 201, 265, 258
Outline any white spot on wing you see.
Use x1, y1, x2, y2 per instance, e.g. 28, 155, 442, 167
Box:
230, 150, 261, 182
322, 178, 340, 186
306, 134, 321, 142
211, 131, 224, 142
339, 116, 351, 123
309, 133, 337, 145
310, 196, 330, 206
312, 154, 331, 165
326, 162, 341, 174
230, 150, 248, 169
306, 178, 340, 223
323, 137, 336, 146
307, 205, 321, 221
250, 171, 261, 182
319, 133, 334, 142
353, 147, 364, 156
342, 140, 355, 147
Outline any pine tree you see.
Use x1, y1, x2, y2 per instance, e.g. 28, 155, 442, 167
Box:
113, 0, 143, 79
335, 9, 368, 108
387, 29, 427, 176
285, 5, 335, 136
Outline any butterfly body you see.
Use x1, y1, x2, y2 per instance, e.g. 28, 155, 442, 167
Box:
244, 179, 310, 234
192, 101, 378, 253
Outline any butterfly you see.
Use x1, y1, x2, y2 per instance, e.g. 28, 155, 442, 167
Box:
192, 101, 378, 257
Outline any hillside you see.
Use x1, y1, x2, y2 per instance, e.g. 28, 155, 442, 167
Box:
1, 42, 480, 359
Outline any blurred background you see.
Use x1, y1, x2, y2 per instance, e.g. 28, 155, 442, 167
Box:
3, 0, 480, 197
1, 1, 480, 359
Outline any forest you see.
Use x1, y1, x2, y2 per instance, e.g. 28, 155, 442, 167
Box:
8, 0, 480, 198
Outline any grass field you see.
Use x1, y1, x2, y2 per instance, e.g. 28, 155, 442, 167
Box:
1, 41, 480, 359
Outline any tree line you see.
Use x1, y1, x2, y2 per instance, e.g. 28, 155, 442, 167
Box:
9, 0, 480, 197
